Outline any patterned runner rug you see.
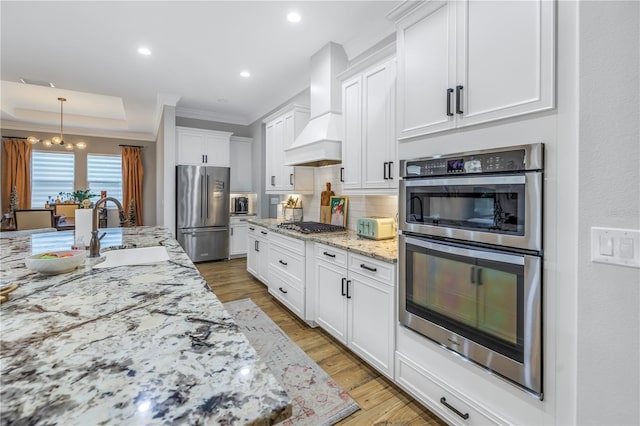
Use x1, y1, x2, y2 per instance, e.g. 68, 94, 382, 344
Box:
224, 298, 360, 425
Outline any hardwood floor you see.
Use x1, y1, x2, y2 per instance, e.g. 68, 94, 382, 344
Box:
197, 258, 446, 426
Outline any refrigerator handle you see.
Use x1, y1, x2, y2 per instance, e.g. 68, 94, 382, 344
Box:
200, 173, 204, 219
206, 174, 209, 218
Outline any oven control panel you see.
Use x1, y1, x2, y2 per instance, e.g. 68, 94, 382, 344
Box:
402, 144, 543, 178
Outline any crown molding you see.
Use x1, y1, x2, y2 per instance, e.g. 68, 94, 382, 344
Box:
175, 106, 250, 126
0, 120, 156, 141
385, 0, 425, 22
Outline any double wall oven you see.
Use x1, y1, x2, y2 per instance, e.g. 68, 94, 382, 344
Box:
399, 143, 544, 398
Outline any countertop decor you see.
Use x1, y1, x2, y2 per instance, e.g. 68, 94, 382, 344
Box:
248, 218, 398, 263
0, 226, 291, 425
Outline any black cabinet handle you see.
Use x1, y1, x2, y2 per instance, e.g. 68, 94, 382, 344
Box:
346, 280, 352, 299
341, 277, 346, 296
261, 231, 268, 235
476, 267, 483, 286
279, 259, 287, 266
388, 161, 394, 180
446, 88, 454, 116
249, 227, 255, 231
340, 167, 344, 182
440, 397, 469, 420
470, 266, 476, 284
455, 85, 464, 115
383, 162, 389, 180
255, 240, 259, 252
360, 263, 377, 272
230, 227, 234, 236
289, 173, 294, 185
323, 251, 336, 258
279, 287, 288, 294
271, 176, 275, 186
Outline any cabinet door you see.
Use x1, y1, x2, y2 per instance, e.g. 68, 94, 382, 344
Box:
348, 272, 395, 378
176, 129, 206, 165
457, 0, 555, 127
397, 1, 455, 140
341, 75, 363, 190
230, 224, 248, 256
203, 133, 230, 167
247, 234, 259, 277
257, 236, 270, 284
280, 112, 295, 190
362, 61, 396, 189
265, 121, 280, 190
315, 261, 348, 345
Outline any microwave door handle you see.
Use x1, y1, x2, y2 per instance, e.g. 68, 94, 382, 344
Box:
404, 175, 526, 187
405, 236, 525, 266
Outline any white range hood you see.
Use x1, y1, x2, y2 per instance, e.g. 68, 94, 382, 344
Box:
284, 42, 348, 167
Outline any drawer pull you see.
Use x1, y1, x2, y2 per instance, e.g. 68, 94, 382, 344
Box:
440, 397, 469, 420
261, 231, 268, 235
279, 287, 288, 294
341, 277, 346, 296
346, 280, 352, 299
279, 260, 288, 266
323, 251, 336, 258
249, 227, 255, 231
360, 263, 377, 272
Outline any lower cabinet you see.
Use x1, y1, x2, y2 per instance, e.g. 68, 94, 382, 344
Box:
267, 233, 306, 319
314, 243, 396, 379
247, 225, 269, 284
229, 216, 250, 257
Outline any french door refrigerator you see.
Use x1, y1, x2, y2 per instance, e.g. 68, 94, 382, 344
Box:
176, 165, 230, 262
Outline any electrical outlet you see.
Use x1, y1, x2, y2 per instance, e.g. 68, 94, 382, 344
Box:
591, 227, 640, 268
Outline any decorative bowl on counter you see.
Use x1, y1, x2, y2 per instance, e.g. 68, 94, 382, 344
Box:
25, 250, 87, 275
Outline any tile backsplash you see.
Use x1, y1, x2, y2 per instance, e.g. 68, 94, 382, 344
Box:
290, 165, 398, 230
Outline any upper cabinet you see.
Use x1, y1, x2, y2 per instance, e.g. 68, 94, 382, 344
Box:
394, 0, 555, 140
176, 127, 232, 167
264, 105, 314, 194
340, 55, 397, 193
230, 136, 253, 192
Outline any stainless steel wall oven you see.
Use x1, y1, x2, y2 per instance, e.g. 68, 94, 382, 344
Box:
399, 143, 544, 398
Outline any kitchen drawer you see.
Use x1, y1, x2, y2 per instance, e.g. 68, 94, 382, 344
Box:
230, 216, 251, 225
248, 225, 269, 239
348, 252, 394, 284
268, 266, 304, 319
270, 232, 305, 256
395, 353, 502, 426
269, 243, 305, 285
315, 244, 348, 268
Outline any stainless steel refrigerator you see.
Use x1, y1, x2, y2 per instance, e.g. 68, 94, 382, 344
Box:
176, 165, 230, 262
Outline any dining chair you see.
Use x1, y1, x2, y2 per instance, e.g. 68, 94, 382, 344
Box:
53, 203, 80, 220
13, 209, 55, 231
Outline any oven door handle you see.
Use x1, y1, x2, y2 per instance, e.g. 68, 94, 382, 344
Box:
404, 235, 525, 266
403, 174, 527, 187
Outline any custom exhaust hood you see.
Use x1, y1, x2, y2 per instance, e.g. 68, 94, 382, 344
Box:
284, 42, 348, 167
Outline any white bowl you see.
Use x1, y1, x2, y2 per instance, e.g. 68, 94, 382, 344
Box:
25, 250, 87, 275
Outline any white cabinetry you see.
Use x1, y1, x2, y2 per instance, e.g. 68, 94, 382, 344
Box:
247, 224, 269, 284
230, 216, 251, 257
264, 105, 314, 194
341, 58, 397, 192
230, 136, 253, 192
394, 0, 555, 140
176, 127, 232, 166
267, 233, 306, 320
314, 244, 396, 378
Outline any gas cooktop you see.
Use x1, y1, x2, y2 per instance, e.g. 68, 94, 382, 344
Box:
277, 221, 346, 234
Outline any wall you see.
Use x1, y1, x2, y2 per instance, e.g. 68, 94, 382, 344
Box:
576, 2, 640, 424
157, 105, 176, 234
1, 128, 157, 226
176, 117, 251, 137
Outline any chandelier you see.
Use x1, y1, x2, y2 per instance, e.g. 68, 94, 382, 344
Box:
27, 97, 86, 150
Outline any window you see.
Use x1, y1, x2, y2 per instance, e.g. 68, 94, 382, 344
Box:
31, 151, 75, 208
87, 154, 122, 203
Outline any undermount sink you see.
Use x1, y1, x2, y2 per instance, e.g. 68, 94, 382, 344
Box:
93, 246, 169, 269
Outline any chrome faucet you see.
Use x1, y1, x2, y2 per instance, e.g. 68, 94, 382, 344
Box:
88, 197, 126, 257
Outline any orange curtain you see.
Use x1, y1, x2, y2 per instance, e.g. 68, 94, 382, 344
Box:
122, 146, 144, 226
2, 138, 32, 212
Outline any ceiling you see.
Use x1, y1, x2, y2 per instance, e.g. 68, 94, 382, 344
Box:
0, 1, 401, 141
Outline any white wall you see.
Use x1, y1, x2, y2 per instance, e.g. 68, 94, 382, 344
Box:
156, 105, 176, 235
576, 2, 640, 424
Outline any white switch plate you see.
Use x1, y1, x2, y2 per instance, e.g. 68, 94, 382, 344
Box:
591, 227, 640, 268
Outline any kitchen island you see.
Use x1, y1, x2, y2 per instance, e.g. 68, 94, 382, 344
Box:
0, 226, 291, 425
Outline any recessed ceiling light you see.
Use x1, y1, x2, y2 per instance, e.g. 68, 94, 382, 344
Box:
240, 71, 251, 78
287, 12, 301, 23
137, 47, 151, 56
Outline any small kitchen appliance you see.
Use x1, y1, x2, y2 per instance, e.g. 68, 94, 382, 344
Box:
357, 217, 396, 240
232, 197, 249, 214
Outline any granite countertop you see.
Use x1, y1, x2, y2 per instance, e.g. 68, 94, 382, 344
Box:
0, 226, 291, 425
248, 218, 398, 263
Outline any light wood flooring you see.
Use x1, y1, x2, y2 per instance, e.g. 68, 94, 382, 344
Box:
197, 258, 446, 426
